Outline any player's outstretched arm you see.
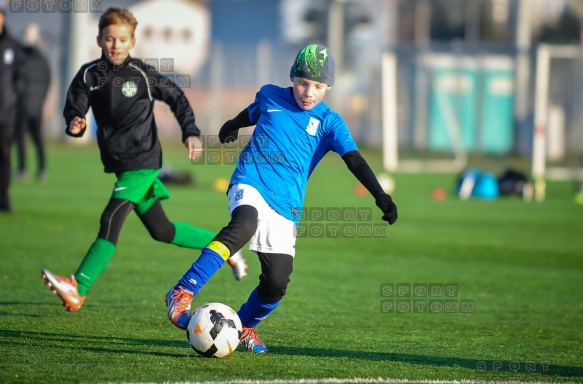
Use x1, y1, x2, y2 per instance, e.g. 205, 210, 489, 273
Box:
342, 150, 398, 225
218, 109, 252, 144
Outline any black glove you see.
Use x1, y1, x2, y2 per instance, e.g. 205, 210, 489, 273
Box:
218, 120, 239, 144
375, 193, 398, 225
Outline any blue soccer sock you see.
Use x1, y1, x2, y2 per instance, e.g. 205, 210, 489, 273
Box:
237, 287, 280, 328
177, 244, 227, 295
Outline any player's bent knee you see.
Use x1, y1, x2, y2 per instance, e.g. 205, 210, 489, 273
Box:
97, 199, 134, 244
256, 252, 294, 302
149, 226, 174, 243
138, 200, 176, 243
257, 280, 288, 302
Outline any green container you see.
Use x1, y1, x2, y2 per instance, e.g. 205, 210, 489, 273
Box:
425, 54, 515, 154
428, 56, 478, 152
479, 57, 515, 154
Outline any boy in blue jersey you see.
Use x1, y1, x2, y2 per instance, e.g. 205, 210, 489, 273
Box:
166, 44, 398, 353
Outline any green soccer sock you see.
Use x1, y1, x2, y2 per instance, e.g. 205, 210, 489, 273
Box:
74, 238, 116, 296
171, 222, 216, 250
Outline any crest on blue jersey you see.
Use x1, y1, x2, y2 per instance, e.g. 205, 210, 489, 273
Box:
306, 117, 320, 136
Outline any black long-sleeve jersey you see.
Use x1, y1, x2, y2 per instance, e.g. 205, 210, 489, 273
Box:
63, 55, 200, 173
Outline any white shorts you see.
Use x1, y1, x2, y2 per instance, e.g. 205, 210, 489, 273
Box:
227, 183, 297, 257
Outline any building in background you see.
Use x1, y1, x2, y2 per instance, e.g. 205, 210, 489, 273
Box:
130, 0, 210, 75
2, 0, 581, 162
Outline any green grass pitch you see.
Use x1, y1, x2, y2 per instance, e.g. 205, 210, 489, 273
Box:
0, 142, 582, 383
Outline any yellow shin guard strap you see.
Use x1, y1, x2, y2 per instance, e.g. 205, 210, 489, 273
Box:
207, 241, 231, 261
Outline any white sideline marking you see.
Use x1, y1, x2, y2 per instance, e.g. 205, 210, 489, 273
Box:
119, 379, 569, 384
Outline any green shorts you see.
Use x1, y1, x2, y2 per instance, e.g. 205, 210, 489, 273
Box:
111, 169, 170, 215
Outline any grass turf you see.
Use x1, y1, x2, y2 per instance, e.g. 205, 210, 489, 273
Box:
0, 142, 582, 383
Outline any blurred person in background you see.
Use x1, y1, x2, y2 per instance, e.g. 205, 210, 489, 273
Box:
14, 23, 51, 182
0, 7, 24, 213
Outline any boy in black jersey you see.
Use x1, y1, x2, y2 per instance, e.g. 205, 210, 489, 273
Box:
41, 7, 246, 313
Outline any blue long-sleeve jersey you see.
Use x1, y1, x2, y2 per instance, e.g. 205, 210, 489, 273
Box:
230, 84, 358, 225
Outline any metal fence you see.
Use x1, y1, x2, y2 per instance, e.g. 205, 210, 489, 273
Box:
42, 38, 582, 167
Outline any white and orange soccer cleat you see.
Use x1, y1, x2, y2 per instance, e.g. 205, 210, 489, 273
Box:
240, 326, 268, 353
41, 269, 86, 312
165, 285, 194, 330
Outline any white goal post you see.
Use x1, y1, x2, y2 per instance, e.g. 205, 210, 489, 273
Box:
381, 51, 468, 174
532, 44, 583, 201
381, 52, 398, 172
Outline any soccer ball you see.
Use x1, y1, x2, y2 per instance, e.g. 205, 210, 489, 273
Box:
186, 302, 242, 358
377, 173, 395, 194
